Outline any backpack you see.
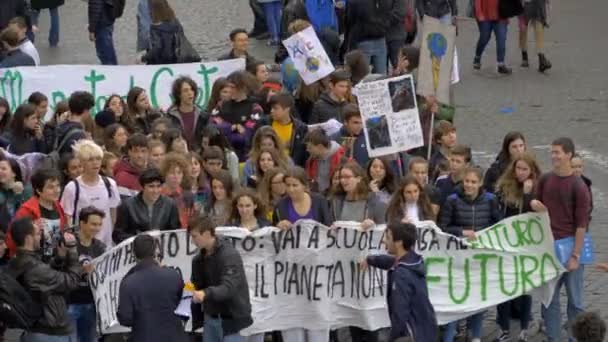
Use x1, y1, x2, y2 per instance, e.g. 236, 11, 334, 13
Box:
63, 177, 114, 225
105, 0, 126, 19
43, 127, 84, 171
0, 263, 43, 329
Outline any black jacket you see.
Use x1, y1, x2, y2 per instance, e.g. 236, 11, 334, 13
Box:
218, 50, 258, 69
386, 0, 408, 42
310, 92, 348, 124
0, 0, 30, 31
143, 20, 181, 65
191, 237, 253, 334
88, 0, 114, 32
0, 49, 35, 68
438, 188, 502, 236
497, 192, 533, 218
113, 194, 181, 244
346, 0, 394, 45
483, 157, 509, 193
117, 260, 188, 342
8, 249, 82, 335
273, 193, 333, 226
55, 121, 87, 155
3, 130, 47, 155
416, 0, 457, 19
31, 0, 64, 10
256, 115, 309, 167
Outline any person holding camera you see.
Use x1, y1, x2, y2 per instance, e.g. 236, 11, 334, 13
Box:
67, 206, 107, 342
7, 216, 83, 342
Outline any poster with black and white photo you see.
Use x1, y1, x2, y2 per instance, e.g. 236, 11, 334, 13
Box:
355, 75, 424, 157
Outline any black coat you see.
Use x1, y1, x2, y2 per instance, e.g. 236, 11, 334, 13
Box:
438, 188, 502, 236
113, 194, 181, 244
143, 20, 181, 65
346, 0, 394, 45
31, 0, 64, 10
8, 249, 82, 335
88, 0, 114, 32
191, 237, 253, 334
117, 260, 188, 342
310, 92, 348, 124
256, 115, 309, 167
0, 0, 30, 31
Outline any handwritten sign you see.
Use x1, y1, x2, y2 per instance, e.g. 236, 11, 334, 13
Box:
282, 27, 335, 85
355, 74, 423, 157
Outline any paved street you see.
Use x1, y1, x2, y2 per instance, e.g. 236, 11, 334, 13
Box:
11, 0, 608, 340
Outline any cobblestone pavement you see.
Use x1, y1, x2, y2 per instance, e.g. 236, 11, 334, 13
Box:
10, 0, 608, 340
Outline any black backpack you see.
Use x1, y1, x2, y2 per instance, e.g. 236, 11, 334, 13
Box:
105, 0, 126, 19
0, 263, 43, 329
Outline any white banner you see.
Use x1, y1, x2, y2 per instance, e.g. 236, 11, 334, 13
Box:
355, 74, 424, 157
282, 26, 335, 85
90, 213, 563, 334
0, 59, 245, 119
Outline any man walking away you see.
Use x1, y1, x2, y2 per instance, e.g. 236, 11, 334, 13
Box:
117, 234, 188, 342
189, 216, 253, 342
364, 222, 438, 342
88, 0, 118, 65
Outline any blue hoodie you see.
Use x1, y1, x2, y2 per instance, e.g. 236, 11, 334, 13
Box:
367, 251, 438, 342
305, 0, 340, 33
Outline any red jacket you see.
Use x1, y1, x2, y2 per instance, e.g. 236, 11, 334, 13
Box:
305, 144, 348, 186
6, 196, 67, 256
114, 157, 142, 197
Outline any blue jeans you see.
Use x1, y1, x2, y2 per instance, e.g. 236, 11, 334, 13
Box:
443, 311, 485, 342
21, 332, 70, 342
67, 303, 97, 342
475, 21, 508, 63
358, 38, 388, 74
31, 7, 60, 46
203, 316, 245, 342
542, 266, 585, 342
95, 25, 118, 65
262, 1, 282, 42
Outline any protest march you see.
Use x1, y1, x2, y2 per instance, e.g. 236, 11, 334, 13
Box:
0, 0, 605, 342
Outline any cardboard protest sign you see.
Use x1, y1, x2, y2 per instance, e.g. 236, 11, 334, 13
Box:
417, 16, 456, 104
90, 213, 563, 334
0, 59, 245, 120
282, 26, 335, 85
355, 74, 424, 157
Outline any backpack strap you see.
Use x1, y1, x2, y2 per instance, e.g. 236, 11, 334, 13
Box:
55, 127, 83, 152
101, 176, 113, 199
65, 179, 80, 226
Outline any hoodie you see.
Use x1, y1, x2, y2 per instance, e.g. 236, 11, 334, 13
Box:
310, 92, 348, 124
114, 157, 142, 198
366, 252, 438, 342
143, 20, 182, 65
55, 121, 87, 155
305, 141, 346, 193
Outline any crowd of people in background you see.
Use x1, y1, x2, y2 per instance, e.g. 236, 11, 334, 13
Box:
0, 0, 603, 342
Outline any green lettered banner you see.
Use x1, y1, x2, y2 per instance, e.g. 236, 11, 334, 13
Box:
89, 212, 563, 333
0, 59, 245, 118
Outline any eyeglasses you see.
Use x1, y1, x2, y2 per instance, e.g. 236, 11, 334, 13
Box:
271, 180, 285, 185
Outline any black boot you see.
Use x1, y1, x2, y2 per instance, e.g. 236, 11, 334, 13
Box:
498, 64, 512, 74
539, 53, 552, 73
521, 51, 529, 67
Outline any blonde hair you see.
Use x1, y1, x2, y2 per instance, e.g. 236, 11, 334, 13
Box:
73, 139, 104, 161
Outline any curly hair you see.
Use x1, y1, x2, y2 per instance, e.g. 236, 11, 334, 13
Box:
229, 187, 268, 224
160, 152, 192, 189
386, 176, 435, 223
495, 152, 542, 207
572, 311, 606, 342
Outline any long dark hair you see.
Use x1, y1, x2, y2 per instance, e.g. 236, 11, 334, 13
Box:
0, 97, 12, 132
122, 87, 147, 131
366, 157, 397, 194
9, 104, 36, 138
386, 176, 435, 223
497, 131, 526, 164
207, 77, 230, 111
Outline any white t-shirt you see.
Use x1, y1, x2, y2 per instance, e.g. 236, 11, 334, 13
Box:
60, 176, 121, 247
18, 40, 40, 66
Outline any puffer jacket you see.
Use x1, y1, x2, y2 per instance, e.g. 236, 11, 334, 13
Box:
8, 249, 82, 335
438, 188, 502, 236
309, 92, 349, 124
113, 193, 181, 244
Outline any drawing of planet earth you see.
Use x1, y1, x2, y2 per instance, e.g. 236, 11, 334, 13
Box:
305, 57, 321, 72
